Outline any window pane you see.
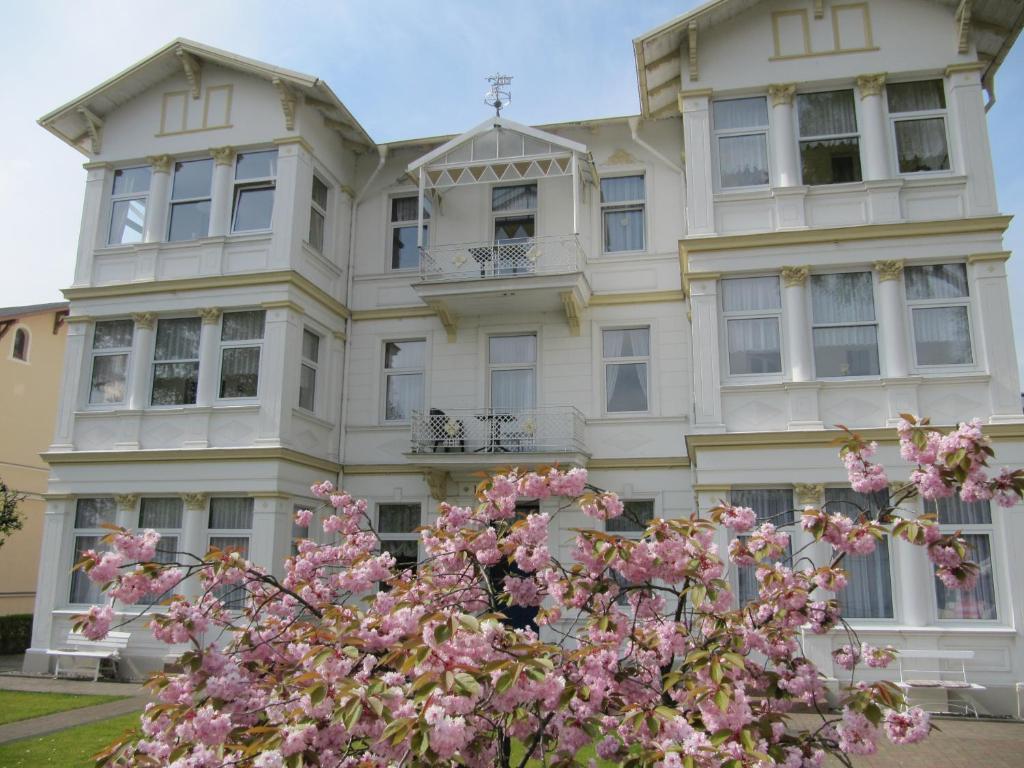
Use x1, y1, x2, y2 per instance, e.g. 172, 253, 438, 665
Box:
168, 200, 211, 241
713, 97, 768, 130
75, 498, 117, 529
13, 330, 27, 361
89, 354, 128, 404
489, 335, 536, 365
719, 135, 769, 187
494, 215, 535, 243
606, 500, 654, 533
209, 498, 254, 529
221, 311, 265, 341
171, 159, 213, 200
151, 362, 199, 405
925, 497, 992, 526
913, 306, 972, 366
600, 176, 645, 203
139, 498, 183, 529
722, 277, 781, 312
895, 118, 949, 173
70, 535, 103, 604
603, 207, 645, 252
935, 534, 996, 620
731, 489, 795, 526
381, 539, 418, 573
309, 208, 325, 251
813, 326, 880, 377
811, 273, 875, 324
112, 167, 151, 195
220, 347, 260, 398
378, 504, 420, 533
491, 369, 536, 411
385, 340, 425, 369
299, 364, 316, 411
109, 199, 146, 244
824, 487, 894, 617
232, 186, 275, 231
605, 363, 648, 412
727, 319, 782, 374
385, 373, 424, 421
93, 320, 134, 350
798, 90, 858, 137
312, 176, 329, 208
887, 80, 946, 113
302, 330, 320, 362
391, 196, 430, 222
391, 225, 420, 269
905, 264, 968, 300
492, 184, 537, 212
235, 150, 277, 180
602, 328, 649, 358
155, 318, 201, 360
800, 138, 862, 184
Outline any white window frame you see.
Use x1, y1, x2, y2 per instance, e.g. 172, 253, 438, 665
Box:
167, 158, 213, 242
69, 497, 117, 606
808, 270, 880, 379
796, 89, 863, 186
487, 333, 538, 411
107, 166, 150, 246
926, 497, 1001, 624
904, 263, 976, 373
388, 194, 429, 272
137, 497, 183, 561
231, 150, 277, 234
207, 497, 254, 609
298, 328, 321, 413
217, 310, 265, 401
308, 173, 329, 252
88, 318, 134, 407
719, 276, 784, 380
886, 79, 953, 177
382, 338, 426, 424
376, 502, 422, 577
150, 315, 202, 407
601, 326, 650, 415
711, 97, 772, 191
491, 183, 538, 244
599, 174, 646, 254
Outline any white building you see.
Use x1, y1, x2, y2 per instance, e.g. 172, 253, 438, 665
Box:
26, 0, 1024, 714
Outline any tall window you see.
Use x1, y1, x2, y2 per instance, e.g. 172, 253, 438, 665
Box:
824, 488, 893, 619
89, 319, 134, 404
383, 340, 425, 422
797, 90, 862, 185
811, 272, 879, 377
70, 498, 117, 604
152, 317, 201, 405
108, 166, 151, 245
492, 184, 537, 244
309, 175, 329, 252
377, 503, 421, 577
12, 328, 28, 362
721, 277, 782, 375
232, 150, 277, 232
603, 328, 649, 413
713, 98, 770, 188
489, 335, 536, 411
887, 80, 950, 174
600, 176, 646, 253
608, 500, 655, 604
925, 497, 997, 620
208, 497, 253, 609
138, 498, 183, 605
168, 158, 213, 241
298, 329, 320, 412
904, 264, 973, 367
219, 311, 264, 399
390, 196, 430, 270
731, 489, 794, 606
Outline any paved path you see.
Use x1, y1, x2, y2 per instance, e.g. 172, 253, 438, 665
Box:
0, 675, 143, 696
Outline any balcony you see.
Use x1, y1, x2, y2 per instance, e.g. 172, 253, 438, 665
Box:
407, 406, 589, 467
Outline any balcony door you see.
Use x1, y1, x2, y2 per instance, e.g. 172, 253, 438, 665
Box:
488, 335, 536, 412
492, 184, 536, 275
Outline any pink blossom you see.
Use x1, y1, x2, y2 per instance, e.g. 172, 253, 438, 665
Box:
80, 604, 114, 640
87, 551, 125, 584
883, 707, 930, 745
720, 505, 757, 534
293, 508, 313, 527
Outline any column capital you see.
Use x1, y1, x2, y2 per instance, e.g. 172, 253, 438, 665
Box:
856, 73, 887, 99
147, 154, 173, 174
132, 312, 157, 330
768, 83, 797, 107
199, 307, 223, 325
115, 494, 138, 511
210, 146, 236, 166
181, 493, 208, 511
794, 483, 824, 507
781, 266, 810, 287
874, 259, 904, 281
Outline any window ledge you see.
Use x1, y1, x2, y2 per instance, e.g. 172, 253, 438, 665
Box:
301, 242, 343, 277
75, 404, 262, 418
344, 423, 410, 433
821, 624, 1017, 636
586, 250, 676, 265
588, 414, 688, 425
901, 174, 967, 188
95, 232, 273, 255
721, 373, 991, 394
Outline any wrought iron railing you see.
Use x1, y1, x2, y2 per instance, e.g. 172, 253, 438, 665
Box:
418, 235, 584, 282
409, 406, 587, 455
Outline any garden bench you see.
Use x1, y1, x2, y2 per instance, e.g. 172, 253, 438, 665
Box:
46, 630, 131, 681
896, 649, 986, 717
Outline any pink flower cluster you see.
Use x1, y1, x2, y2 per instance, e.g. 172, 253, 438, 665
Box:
841, 441, 890, 494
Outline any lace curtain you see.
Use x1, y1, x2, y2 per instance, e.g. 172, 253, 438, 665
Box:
825, 488, 894, 618
722, 277, 781, 312
208, 498, 254, 530
798, 90, 857, 137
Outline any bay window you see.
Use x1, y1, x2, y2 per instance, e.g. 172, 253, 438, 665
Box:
600, 176, 645, 253
168, 159, 213, 241
377, 503, 421, 577
713, 97, 770, 189
721, 276, 782, 376
797, 90, 862, 185
298, 329, 320, 412
89, 319, 134, 404
603, 328, 649, 413
731, 489, 794, 606
824, 488, 893, 619
70, 497, 117, 604
231, 150, 277, 232
926, 497, 997, 620
151, 317, 201, 405
488, 335, 536, 411
384, 340, 426, 421
208, 497, 253, 609
309, 174, 329, 252
218, 310, 265, 399
904, 264, 973, 367
390, 196, 430, 270
887, 80, 950, 174
108, 166, 150, 245
810, 272, 879, 377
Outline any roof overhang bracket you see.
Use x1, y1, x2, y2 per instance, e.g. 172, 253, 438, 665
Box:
0, 320, 14, 341
53, 309, 69, 335
687, 22, 699, 82
560, 291, 583, 337
175, 46, 202, 99
427, 300, 458, 343
272, 78, 298, 131
956, 0, 973, 55
77, 107, 103, 154
813, 0, 824, 19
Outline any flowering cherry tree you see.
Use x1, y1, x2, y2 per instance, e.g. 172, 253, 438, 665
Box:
77, 416, 1022, 768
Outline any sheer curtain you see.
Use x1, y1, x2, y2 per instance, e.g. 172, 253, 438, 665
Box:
811, 273, 879, 376
722, 277, 780, 312
70, 499, 117, 604
911, 307, 971, 365
926, 498, 996, 619
894, 118, 949, 172
713, 98, 768, 129
209, 497, 254, 530
732, 489, 794, 605
386, 373, 424, 420
601, 176, 645, 252
727, 319, 781, 374
824, 488, 894, 618
604, 329, 649, 412
811, 273, 874, 324
139, 497, 183, 530
798, 90, 857, 137
887, 80, 945, 112
155, 318, 201, 361
719, 135, 769, 187
904, 264, 968, 300
491, 369, 535, 410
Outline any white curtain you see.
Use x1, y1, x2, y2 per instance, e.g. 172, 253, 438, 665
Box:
912, 306, 972, 365
713, 97, 768, 130
722, 276, 781, 312
139, 497, 183, 529
155, 318, 201, 361
812, 326, 880, 376
491, 369, 536, 410
70, 536, 104, 604
208, 498, 254, 530
90, 354, 128, 404
719, 135, 770, 187
600, 176, 645, 204
490, 335, 536, 365
727, 319, 782, 374
926, 497, 992, 526
93, 320, 134, 350
935, 533, 997, 620
894, 118, 949, 172
75, 497, 117, 528
603, 328, 649, 358
378, 504, 421, 534
221, 311, 265, 342
798, 90, 857, 137
825, 488, 894, 619
220, 348, 261, 397
386, 373, 424, 420
905, 264, 968, 300
605, 363, 648, 412
732, 489, 794, 605
603, 208, 645, 252
887, 80, 945, 113
811, 273, 875, 323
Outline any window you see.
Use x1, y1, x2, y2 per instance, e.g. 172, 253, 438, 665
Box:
489, 335, 536, 411
232, 150, 277, 232
603, 328, 649, 413
925, 497, 997, 620
713, 98, 770, 188
722, 277, 782, 375
12, 328, 28, 362
797, 90, 862, 185
292, 504, 311, 557
390, 196, 430, 270
108, 166, 150, 245
492, 184, 537, 244
89, 319, 134, 404
600, 176, 645, 252
70, 498, 117, 604
383, 340, 425, 422
151, 317, 201, 405
298, 329, 320, 412
309, 175, 329, 252
219, 311, 265, 399
377, 503, 421, 577
810, 273, 879, 377
904, 264, 973, 367
731, 489, 794, 606
824, 488, 893, 619
607, 500, 655, 604
208, 497, 254, 609
138, 498, 183, 605
168, 159, 213, 241
887, 80, 950, 174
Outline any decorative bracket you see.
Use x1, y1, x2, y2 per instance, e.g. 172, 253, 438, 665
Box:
560, 291, 583, 337
53, 309, 69, 335
428, 300, 458, 343
175, 46, 202, 99
956, 0, 973, 55
0, 320, 14, 341
272, 78, 298, 131
423, 469, 450, 502
813, 0, 824, 19
687, 22, 699, 82
77, 107, 104, 154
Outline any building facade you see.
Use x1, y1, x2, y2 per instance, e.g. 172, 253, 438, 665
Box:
25, 0, 1024, 713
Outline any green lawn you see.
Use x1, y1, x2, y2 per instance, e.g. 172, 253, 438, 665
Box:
0, 690, 128, 726
0, 712, 140, 768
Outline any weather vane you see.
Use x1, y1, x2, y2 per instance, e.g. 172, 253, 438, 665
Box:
485, 73, 513, 117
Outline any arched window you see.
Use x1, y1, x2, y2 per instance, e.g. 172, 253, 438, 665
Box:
12, 328, 28, 361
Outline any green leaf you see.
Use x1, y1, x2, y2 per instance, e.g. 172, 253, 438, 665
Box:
342, 701, 363, 730
715, 688, 730, 712
454, 671, 482, 697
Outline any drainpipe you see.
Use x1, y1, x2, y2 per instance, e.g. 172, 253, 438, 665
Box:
337, 145, 388, 475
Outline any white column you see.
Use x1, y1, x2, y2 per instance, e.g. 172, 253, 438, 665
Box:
689, 276, 724, 432
50, 319, 90, 450
128, 313, 157, 410
971, 257, 1024, 421
896, 537, 931, 627
195, 308, 223, 407
768, 84, 799, 187
873, 260, 909, 378
74, 163, 111, 286
251, 497, 289, 579
180, 494, 208, 599
857, 74, 890, 181
115, 495, 138, 530
268, 140, 309, 269
208, 147, 236, 237
680, 89, 715, 236
946, 64, 998, 216
781, 267, 812, 383
255, 306, 298, 444
23, 497, 73, 674
144, 155, 172, 243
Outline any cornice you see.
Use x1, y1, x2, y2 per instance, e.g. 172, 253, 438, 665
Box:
42, 447, 342, 475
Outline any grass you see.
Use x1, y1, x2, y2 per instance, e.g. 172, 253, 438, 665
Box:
0, 712, 140, 768
0, 690, 128, 726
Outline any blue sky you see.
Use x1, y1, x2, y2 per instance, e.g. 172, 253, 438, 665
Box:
1, 0, 1021, 375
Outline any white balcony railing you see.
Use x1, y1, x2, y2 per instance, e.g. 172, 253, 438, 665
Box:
409, 406, 587, 455
418, 235, 584, 283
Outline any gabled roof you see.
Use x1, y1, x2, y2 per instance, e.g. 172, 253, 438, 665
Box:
39, 38, 375, 156
0, 302, 69, 322
633, 0, 1024, 118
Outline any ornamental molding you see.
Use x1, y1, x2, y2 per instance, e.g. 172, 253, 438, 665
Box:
210, 146, 236, 166
132, 312, 157, 330
115, 494, 138, 510
856, 73, 887, 99
768, 83, 797, 107
147, 154, 173, 174
181, 493, 208, 510
781, 266, 809, 287
175, 45, 202, 99
272, 77, 297, 131
605, 148, 639, 166
423, 469, 449, 502
794, 483, 824, 506
874, 259, 904, 281
199, 307, 223, 325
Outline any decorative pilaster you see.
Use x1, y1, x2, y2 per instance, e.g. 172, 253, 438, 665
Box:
688, 275, 724, 431
781, 267, 813, 383
873, 260, 909, 378
195, 309, 223, 408
969, 258, 1024, 421
856, 74, 890, 181
768, 84, 800, 187
144, 155, 173, 243
208, 148, 236, 237
128, 313, 157, 410
678, 89, 715, 236
946, 64, 997, 215
73, 163, 111, 285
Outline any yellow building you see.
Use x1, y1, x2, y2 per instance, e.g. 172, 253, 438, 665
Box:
0, 302, 68, 614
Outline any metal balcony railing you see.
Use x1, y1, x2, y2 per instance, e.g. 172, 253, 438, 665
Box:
418, 235, 584, 283
409, 406, 587, 455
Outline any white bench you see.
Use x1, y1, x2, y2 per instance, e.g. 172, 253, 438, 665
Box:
896, 649, 986, 717
46, 631, 131, 681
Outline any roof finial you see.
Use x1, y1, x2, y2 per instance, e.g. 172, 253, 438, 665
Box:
484, 73, 513, 117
